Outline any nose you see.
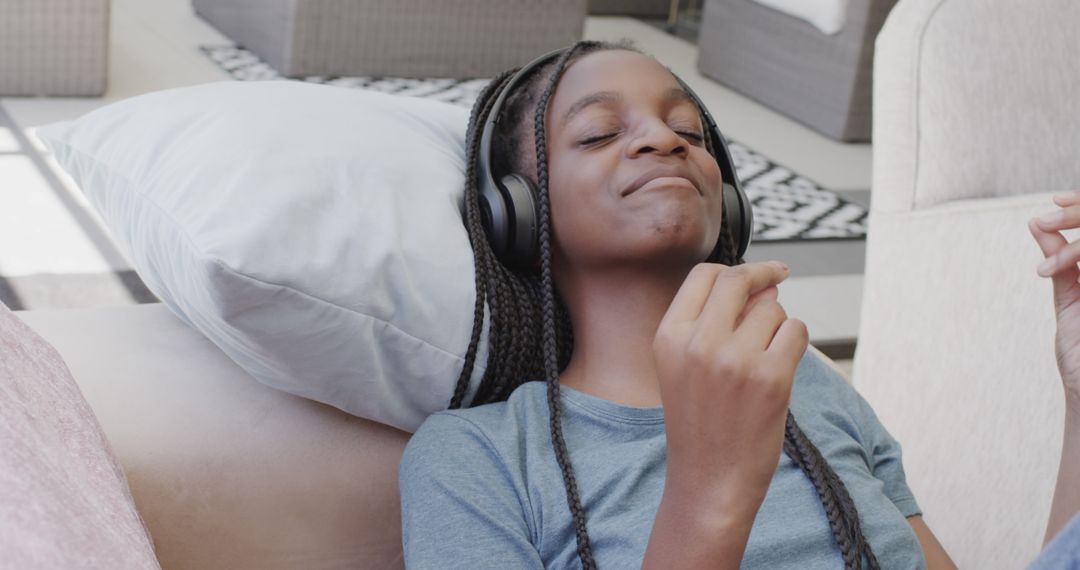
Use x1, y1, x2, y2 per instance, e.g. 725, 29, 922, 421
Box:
628, 119, 688, 158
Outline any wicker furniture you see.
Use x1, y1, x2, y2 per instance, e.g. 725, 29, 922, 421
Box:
588, 0, 671, 17
697, 0, 897, 141
192, 0, 587, 78
0, 0, 110, 97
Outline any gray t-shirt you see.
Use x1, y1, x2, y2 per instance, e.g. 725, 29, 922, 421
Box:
399, 350, 926, 569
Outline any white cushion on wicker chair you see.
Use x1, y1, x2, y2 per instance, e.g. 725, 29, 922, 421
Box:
750, 0, 850, 35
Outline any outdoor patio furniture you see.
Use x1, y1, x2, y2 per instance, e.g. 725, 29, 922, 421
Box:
697, 0, 897, 141
193, 0, 587, 78
588, 0, 671, 17
0, 0, 110, 96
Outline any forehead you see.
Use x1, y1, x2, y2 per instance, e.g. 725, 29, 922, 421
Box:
549, 50, 688, 127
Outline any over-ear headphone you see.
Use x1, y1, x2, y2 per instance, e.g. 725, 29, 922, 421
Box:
476, 46, 753, 269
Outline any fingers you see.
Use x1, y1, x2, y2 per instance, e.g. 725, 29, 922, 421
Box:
735, 285, 779, 329
1033, 203, 1080, 233
1036, 230, 1080, 278
735, 295, 787, 352
695, 262, 790, 336
662, 261, 788, 329
1029, 191, 1080, 263
764, 318, 810, 376
1053, 191, 1080, 208
1030, 192, 1080, 278
1029, 217, 1068, 261
661, 263, 726, 327
1028, 195, 1080, 307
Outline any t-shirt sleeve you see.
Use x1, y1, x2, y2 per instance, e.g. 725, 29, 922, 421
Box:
844, 378, 923, 518
1030, 510, 1080, 569
398, 412, 544, 569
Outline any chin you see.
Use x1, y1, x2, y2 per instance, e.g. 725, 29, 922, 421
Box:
629, 236, 714, 268
643, 216, 713, 249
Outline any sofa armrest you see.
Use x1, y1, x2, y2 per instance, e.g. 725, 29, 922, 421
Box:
854, 192, 1071, 568
16, 304, 409, 570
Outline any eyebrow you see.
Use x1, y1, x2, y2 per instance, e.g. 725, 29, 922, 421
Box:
560, 87, 694, 124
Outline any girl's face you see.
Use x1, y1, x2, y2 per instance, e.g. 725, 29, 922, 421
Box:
542, 50, 725, 271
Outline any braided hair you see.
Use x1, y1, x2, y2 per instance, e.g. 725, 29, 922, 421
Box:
449, 39, 880, 570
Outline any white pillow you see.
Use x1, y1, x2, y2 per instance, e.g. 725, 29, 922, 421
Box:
37, 80, 490, 433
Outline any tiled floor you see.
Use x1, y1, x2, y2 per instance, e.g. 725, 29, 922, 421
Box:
0, 0, 870, 350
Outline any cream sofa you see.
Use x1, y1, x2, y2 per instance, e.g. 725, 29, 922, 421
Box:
853, 0, 1080, 568
7, 305, 848, 569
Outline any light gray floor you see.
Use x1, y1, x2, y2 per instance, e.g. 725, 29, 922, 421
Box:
0, 3, 870, 351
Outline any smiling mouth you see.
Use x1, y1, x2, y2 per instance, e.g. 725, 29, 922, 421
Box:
629, 176, 700, 196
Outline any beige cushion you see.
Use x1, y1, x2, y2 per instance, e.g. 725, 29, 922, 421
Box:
858, 0, 1080, 567
0, 301, 159, 569
16, 304, 409, 570
855, 194, 1069, 569
871, 0, 1080, 213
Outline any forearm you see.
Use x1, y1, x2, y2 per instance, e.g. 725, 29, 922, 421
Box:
642, 479, 760, 569
1044, 396, 1080, 545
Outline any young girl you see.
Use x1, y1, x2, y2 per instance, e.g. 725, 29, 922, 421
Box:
399, 39, 1080, 569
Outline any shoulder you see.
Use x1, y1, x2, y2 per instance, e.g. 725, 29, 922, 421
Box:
401, 381, 549, 473
420, 380, 549, 435
790, 347, 877, 445
398, 384, 550, 565
791, 347, 863, 408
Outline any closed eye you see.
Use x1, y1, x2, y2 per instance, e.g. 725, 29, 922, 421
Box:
579, 131, 706, 145
580, 133, 616, 145
681, 131, 705, 143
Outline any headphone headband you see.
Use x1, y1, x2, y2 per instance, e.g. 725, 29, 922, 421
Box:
476, 45, 753, 267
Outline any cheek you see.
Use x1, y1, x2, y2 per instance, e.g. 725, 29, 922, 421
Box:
702, 154, 724, 189
548, 154, 600, 212
546, 178, 591, 235
701, 157, 725, 215
544, 160, 609, 243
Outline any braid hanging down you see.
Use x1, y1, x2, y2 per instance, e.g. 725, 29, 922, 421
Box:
449, 39, 880, 570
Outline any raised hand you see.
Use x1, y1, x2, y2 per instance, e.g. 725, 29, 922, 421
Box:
651, 261, 807, 519
1029, 191, 1080, 403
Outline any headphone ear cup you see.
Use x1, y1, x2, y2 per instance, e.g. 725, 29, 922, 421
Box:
710, 182, 753, 262
479, 173, 511, 259
501, 173, 540, 267
722, 182, 753, 259
476, 169, 541, 268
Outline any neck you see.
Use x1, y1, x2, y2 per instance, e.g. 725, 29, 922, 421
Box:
555, 262, 692, 408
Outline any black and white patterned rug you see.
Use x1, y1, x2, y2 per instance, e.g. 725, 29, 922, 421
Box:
200, 45, 868, 242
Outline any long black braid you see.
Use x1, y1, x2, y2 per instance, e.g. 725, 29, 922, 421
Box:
450, 39, 879, 570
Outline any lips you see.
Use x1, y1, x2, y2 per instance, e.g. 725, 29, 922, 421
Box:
621, 165, 700, 197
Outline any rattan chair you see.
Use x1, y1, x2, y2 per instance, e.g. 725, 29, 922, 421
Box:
193, 0, 587, 78
0, 0, 110, 97
697, 0, 897, 141
588, 0, 671, 17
